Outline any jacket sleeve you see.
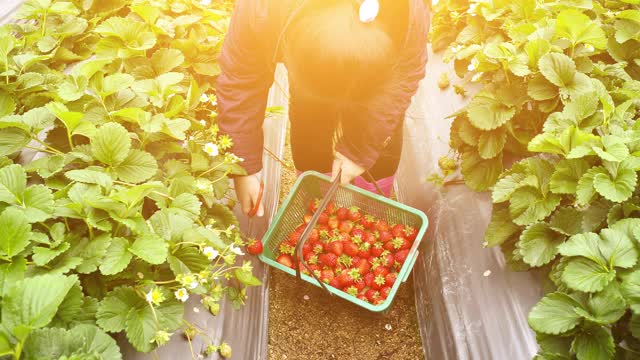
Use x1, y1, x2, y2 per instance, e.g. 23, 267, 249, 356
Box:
335, 4, 429, 170
216, 0, 274, 175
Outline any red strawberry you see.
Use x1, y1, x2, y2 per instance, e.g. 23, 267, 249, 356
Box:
312, 243, 324, 254
338, 232, 351, 242
405, 226, 418, 242
351, 256, 362, 267
338, 220, 354, 234
295, 224, 306, 233
343, 241, 359, 257
364, 273, 375, 288
371, 242, 384, 257
319, 253, 338, 268
303, 213, 313, 224
379, 231, 393, 243
328, 216, 339, 230
327, 241, 344, 256
303, 251, 315, 262
358, 248, 371, 259
348, 206, 362, 222
317, 224, 330, 234
375, 220, 390, 232
360, 215, 376, 229
329, 278, 341, 288
354, 278, 365, 291
365, 289, 379, 303
364, 231, 377, 244
336, 273, 354, 288
336, 207, 349, 221
308, 228, 320, 243
391, 224, 406, 238
247, 238, 263, 255
385, 272, 397, 287
391, 237, 409, 251
380, 286, 391, 299
372, 274, 386, 290
302, 241, 312, 256
320, 269, 335, 284
373, 266, 389, 278
357, 294, 368, 302
351, 228, 365, 240
325, 201, 336, 215
395, 249, 409, 265
318, 212, 329, 225
279, 241, 295, 256
288, 231, 302, 245
308, 199, 321, 213
277, 254, 294, 268
356, 259, 371, 275
383, 241, 395, 252
381, 252, 394, 268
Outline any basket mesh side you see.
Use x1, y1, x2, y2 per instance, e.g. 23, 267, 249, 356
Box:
264, 174, 424, 261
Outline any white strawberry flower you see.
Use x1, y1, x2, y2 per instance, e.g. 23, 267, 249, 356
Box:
200, 0, 212, 5
451, 45, 464, 54
584, 44, 594, 53
203, 246, 219, 260
230, 244, 244, 256
199, 119, 207, 126
145, 287, 165, 305
203, 142, 219, 157
175, 288, 189, 302
467, 2, 478, 13
200, 93, 209, 103
468, 58, 479, 72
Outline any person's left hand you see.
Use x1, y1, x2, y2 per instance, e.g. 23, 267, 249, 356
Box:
332, 151, 366, 185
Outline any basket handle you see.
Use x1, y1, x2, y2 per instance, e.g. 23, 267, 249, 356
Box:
363, 170, 386, 197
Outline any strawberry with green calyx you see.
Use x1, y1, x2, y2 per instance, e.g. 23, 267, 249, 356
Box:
351, 234, 364, 245
336, 207, 349, 220
373, 298, 384, 305
380, 286, 391, 299
288, 231, 302, 245
313, 269, 322, 278
385, 272, 397, 287
320, 269, 335, 284
328, 216, 339, 230
337, 232, 351, 242
338, 254, 353, 267
395, 249, 409, 265
325, 201, 336, 215
348, 268, 362, 281
372, 274, 386, 290
247, 238, 263, 255
404, 226, 418, 242
380, 252, 394, 267
307, 255, 319, 265
343, 240, 359, 257
339, 220, 354, 234
358, 241, 371, 259
375, 220, 390, 232
318, 212, 329, 225
346, 286, 359, 297
308, 198, 321, 213
319, 229, 331, 241
354, 278, 366, 292
313, 243, 324, 254
371, 242, 384, 257
356, 259, 371, 275
364, 272, 375, 287
351, 256, 362, 267
351, 228, 365, 239
391, 237, 405, 250
360, 214, 376, 229
279, 242, 295, 256
379, 231, 393, 243
373, 266, 389, 278
308, 228, 320, 242
357, 294, 368, 302
348, 206, 362, 222
336, 272, 354, 288
329, 278, 341, 288
391, 224, 406, 238
302, 241, 312, 256
319, 253, 338, 267
365, 289, 379, 303
327, 240, 344, 256
277, 254, 294, 268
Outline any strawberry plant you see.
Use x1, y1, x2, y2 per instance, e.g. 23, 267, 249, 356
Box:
432, 0, 640, 357
0, 0, 262, 358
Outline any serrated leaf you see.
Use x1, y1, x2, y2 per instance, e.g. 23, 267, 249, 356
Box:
235, 268, 262, 286
169, 193, 201, 220
550, 159, 591, 194
518, 223, 566, 267
151, 48, 184, 74
509, 187, 561, 226
492, 173, 536, 203
0, 128, 30, 156
461, 151, 503, 191
99, 237, 131, 275
622, 270, 640, 314
73, 234, 112, 274
571, 325, 614, 360
23, 324, 122, 360
65, 169, 113, 189
167, 246, 209, 276
114, 150, 157, 183
478, 127, 507, 159
32, 242, 70, 266
467, 92, 517, 130
96, 287, 145, 333
528, 292, 583, 334
562, 258, 615, 292
24, 155, 65, 179
149, 209, 193, 242
539, 53, 576, 88
528, 74, 558, 101
91, 123, 131, 167
2, 274, 77, 332
550, 208, 583, 235
0, 258, 25, 296
129, 233, 168, 265
558, 232, 606, 263
0, 208, 32, 257
576, 284, 626, 325
0, 164, 26, 204
599, 228, 638, 269
20, 185, 54, 222
556, 10, 607, 49
125, 301, 183, 353
576, 167, 608, 206
593, 168, 636, 203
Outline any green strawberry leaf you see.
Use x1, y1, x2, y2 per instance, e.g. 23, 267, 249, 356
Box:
517, 222, 566, 267
556, 10, 607, 49
550, 207, 584, 236
99, 237, 132, 275
598, 228, 638, 269
91, 123, 131, 167
129, 233, 168, 265
467, 91, 517, 130
571, 325, 614, 360
478, 127, 507, 159
461, 151, 503, 191
0, 208, 32, 258
528, 292, 584, 335
550, 159, 592, 194
509, 187, 561, 226
115, 149, 158, 184
484, 206, 521, 247
562, 258, 615, 293
593, 167, 636, 203
96, 287, 145, 333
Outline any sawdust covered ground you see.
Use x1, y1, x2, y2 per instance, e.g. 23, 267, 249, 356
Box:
267, 125, 424, 360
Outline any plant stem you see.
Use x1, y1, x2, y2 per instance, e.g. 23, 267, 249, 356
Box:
197, 162, 225, 178
24, 145, 57, 155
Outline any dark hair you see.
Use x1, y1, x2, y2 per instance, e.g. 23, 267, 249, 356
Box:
283, 0, 395, 103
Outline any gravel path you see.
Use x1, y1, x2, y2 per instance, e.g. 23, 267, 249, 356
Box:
266, 124, 424, 360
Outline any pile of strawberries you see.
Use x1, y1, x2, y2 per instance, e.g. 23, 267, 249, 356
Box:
276, 199, 418, 305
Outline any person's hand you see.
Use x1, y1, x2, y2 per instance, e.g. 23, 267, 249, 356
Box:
332, 151, 366, 185
233, 173, 264, 217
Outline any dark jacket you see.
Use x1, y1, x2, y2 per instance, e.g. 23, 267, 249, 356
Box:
216, 0, 429, 175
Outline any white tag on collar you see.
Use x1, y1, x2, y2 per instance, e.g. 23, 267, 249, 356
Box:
359, 0, 380, 23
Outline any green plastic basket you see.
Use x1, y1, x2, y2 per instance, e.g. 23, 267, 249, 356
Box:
259, 171, 429, 312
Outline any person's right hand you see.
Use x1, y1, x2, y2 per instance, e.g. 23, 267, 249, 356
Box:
233, 173, 265, 217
